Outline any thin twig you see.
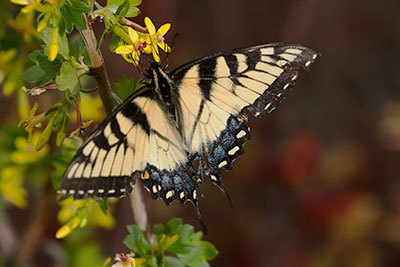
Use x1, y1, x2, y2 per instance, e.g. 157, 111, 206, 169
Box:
75, 97, 83, 130
120, 18, 148, 33
80, 16, 149, 232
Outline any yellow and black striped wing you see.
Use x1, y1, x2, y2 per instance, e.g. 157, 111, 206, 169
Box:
60, 43, 317, 232
60, 88, 189, 200
172, 44, 317, 192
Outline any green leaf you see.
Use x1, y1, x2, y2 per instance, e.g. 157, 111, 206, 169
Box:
135, 78, 146, 91
109, 33, 122, 53
130, 0, 141, 5
36, 54, 62, 83
69, 0, 91, 13
123, 225, 151, 257
96, 199, 108, 215
160, 234, 179, 251
112, 75, 134, 101
152, 224, 165, 235
176, 233, 218, 267
146, 256, 158, 267
56, 62, 80, 95
60, 6, 74, 33
28, 50, 42, 64
23, 65, 46, 83
69, 35, 87, 63
165, 218, 184, 234
165, 256, 185, 267
58, 34, 70, 60
59, 16, 66, 36
23, 52, 62, 85
177, 243, 209, 267
116, 0, 130, 19
199, 241, 218, 260
105, 0, 141, 17
61, 5, 87, 31
69, 8, 87, 31
125, 6, 140, 17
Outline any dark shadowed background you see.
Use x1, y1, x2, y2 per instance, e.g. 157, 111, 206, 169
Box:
102, 1, 400, 266
4, 0, 400, 266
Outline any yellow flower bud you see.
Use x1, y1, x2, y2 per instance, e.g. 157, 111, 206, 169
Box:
49, 26, 59, 61
37, 19, 47, 33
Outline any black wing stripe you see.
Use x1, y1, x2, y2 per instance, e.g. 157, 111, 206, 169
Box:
198, 57, 216, 100
223, 54, 238, 76
120, 100, 151, 135
110, 117, 125, 141
245, 49, 261, 70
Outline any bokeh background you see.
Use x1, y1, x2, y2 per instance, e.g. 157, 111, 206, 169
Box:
2, 0, 400, 266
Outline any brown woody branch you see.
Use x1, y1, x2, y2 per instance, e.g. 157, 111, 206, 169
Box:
120, 18, 148, 33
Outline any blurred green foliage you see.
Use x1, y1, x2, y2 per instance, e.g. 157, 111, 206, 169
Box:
108, 218, 218, 267
0, 0, 218, 266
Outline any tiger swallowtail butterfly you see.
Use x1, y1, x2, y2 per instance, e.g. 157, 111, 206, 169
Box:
60, 43, 318, 233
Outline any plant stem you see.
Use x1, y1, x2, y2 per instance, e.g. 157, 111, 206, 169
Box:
130, 186, 148, 232
120, 18, 148, 33
80, 17, 149, 232
80, 22, 114, 115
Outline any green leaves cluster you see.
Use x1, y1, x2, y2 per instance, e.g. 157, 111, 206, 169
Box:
105, 0, 142, 18
121, 219, 218, 267
60, 0, 91, 33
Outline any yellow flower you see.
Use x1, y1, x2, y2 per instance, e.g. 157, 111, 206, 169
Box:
144, 17, 171, 62
115, 27, 150, 66
10, 0, 40, 14
10, 132, 49, 164
0, 166, 27, 208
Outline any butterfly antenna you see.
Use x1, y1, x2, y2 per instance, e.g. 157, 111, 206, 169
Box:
142, 51, 153, 65
163, 45, 170, 70
136, 58, 146, 77
163, 33, 179, 71
170, 33, 179, 49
